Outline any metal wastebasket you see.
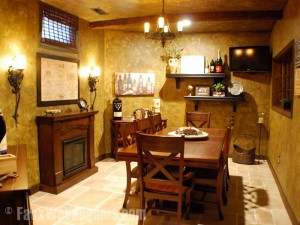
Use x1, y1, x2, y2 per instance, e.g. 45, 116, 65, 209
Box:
232, 135, 256, 165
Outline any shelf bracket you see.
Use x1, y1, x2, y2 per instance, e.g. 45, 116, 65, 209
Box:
233, 102, 237, 112
175, 78, 180, 89
194, 100, 199, 111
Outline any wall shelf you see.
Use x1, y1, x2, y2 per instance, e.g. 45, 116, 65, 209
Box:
184, 95, 244, 111
166, 73, 225, 89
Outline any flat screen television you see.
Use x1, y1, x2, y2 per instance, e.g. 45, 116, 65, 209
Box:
229, 46, 272, 72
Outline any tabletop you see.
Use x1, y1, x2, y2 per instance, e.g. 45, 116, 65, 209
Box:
0, 144, 29, 192
117, 127, 226, 169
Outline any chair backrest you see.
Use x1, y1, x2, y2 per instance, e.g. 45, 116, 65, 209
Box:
120, 121, 138, 147
149, 113, 164, 133
133, 108, 152, 120
137, 117, 152, 134
222, 126, 231, 160
136, 133, 185, 190
186, 112, 211, 128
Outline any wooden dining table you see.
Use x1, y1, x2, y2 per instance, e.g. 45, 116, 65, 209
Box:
116, 127, 226, 169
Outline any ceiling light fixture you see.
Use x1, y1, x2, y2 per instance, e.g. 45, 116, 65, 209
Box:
144, 0, 183, 47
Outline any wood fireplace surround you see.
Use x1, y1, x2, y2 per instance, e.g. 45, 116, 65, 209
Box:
36, 111, 98, 194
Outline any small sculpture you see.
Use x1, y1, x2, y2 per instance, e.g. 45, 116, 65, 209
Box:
187, 85, 193, 96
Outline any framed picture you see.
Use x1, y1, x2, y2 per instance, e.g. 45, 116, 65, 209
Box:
37, 53, 79, 106
195, 86, 210, 96
115, 72, 155, 96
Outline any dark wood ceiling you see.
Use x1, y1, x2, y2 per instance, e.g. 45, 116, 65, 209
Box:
41, 0, 287, 33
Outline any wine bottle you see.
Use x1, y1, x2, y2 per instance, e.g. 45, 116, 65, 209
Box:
113, 95, 122, 120
210, 57, 215, 73
205, 58, 209, 73
216, 49, 223, 73
0, 109, 7, 155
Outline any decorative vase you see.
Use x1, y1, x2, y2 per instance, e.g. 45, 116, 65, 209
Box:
168, 58, 178, 74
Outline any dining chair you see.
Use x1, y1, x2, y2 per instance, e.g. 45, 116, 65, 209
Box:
137, 117, 153, 134
133, 108, 152, 120
136, 133, 194, 225
120, 121, 139, 208
149, 113, 167, 133
191, 126, 231, 220
186, 112, 211, 128
225, 114, 235, 190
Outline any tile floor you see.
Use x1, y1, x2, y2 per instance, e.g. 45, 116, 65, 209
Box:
29, 159, 293, 225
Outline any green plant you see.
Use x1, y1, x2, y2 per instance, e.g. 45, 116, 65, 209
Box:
212, 83, 226, 92
164, 43, 183, 59
280, 98, 291, 109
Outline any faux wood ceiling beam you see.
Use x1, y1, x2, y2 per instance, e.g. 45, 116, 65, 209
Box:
90, 10, 283, 29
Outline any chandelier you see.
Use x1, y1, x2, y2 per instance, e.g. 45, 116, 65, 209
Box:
144, 0, 183, 47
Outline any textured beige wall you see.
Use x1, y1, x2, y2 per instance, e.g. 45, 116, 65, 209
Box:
103, 30, 271, 159
271, 0, 300, 222
0, 0, 104, 188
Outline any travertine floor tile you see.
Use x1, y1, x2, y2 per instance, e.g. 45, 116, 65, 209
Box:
29, 158, 293, 225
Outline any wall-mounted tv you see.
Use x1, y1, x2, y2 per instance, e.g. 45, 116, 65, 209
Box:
229, 46, 272, 72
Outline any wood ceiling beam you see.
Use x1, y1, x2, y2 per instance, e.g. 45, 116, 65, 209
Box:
90, 10, 282, 29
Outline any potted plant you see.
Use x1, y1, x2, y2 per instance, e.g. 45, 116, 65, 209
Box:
280, 98, 291, 109
164, 43, 183, 73
212, 83, 226, 97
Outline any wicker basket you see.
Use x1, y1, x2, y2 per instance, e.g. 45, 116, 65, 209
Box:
232, 135, 256, 165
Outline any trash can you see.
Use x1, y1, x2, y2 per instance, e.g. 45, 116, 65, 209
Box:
232, 135, 256, 165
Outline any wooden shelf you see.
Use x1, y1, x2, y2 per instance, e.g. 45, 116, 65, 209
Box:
184, 95, 244, 111
166, 73, 225, 88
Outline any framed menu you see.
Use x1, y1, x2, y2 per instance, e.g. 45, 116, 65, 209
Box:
37, 53, 79, 106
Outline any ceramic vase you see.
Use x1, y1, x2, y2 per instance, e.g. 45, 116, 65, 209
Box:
168, 58, 178, 74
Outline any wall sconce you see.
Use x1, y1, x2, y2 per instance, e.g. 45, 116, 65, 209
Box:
7, 55, 26, 126
88, 66, 100, 110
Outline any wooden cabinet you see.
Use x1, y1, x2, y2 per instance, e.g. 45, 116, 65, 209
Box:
166, 73, 244, 111
0, 145, 32, 225
36, 111, 98, 194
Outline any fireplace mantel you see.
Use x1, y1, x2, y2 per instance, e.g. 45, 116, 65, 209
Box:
36, 111, 98, 194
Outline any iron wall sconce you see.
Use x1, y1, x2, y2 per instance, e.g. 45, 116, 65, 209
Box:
7, 56, 26, 126
88, 67, 100, 110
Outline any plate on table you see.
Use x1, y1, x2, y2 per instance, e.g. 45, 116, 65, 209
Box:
228, 81, 243, 96
168, 127, 209, 139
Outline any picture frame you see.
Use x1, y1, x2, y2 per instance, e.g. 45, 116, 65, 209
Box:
195, 86, 210, 96
115, 72, 155, 96
37, 53, 79, 106
181, 55, 205, 74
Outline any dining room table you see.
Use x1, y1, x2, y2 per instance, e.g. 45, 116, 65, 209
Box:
116, 126, 226, 169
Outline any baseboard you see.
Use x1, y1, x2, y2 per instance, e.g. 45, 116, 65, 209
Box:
267, 159, 298, 225
29, 184, 40, 195
98, 153, 113, 161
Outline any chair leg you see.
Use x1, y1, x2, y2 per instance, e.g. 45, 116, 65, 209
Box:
222, 170, 228, 205
138, 195, 146, 225
177, 198, 182, 225
134, 177, 140, 194
123, 161, 132, 208
216, 185, 224, 220
216, 165, 224, 220
185, 190, 192, 220
226, 164, 230, 191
